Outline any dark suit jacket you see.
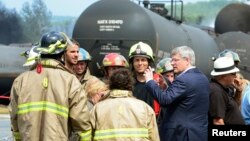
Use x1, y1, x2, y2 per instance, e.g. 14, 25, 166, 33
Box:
146, 68, 209, 141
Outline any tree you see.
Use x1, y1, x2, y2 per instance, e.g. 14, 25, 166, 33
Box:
0, 1, 23, 44
21, 0, 52, 43
183, 0, 239, 26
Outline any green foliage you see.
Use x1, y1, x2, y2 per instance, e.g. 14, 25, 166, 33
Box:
21, 0, 52, 43
0, 1, 23, 44
0, 0, 74, 44
183, 0, 240, 26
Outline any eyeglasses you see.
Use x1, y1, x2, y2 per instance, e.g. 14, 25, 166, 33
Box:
171, 58, 180, 62
171, 57, 187, 62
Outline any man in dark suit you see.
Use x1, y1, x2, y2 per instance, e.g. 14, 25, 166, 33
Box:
144, 46, 210, 141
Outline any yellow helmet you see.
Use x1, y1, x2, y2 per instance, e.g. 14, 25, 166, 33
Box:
128, 42, 154, 61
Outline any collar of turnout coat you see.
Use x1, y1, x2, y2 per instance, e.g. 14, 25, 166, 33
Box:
109, 90, 133, 98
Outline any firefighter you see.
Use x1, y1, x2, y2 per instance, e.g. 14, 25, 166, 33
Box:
90, 68, 160, 141
101, 53, 129, 84
62, 38, 79, 72
73, 47, 97, 87
128, 41, 157, 112
8, 31, 92, 141
73, 48, 109, 110
155, 57, 175, 126
156, 57, 175, 83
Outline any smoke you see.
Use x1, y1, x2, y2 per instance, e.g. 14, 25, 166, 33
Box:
201, 17, 215, 28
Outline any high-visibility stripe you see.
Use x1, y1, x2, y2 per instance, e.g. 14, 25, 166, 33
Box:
94, 128, 149, 140
18, 101, 69, 118
80, 130, 92, 141
13, 132, 21, 140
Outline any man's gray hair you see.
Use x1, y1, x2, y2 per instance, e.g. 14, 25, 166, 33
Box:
171, 46, 195, 66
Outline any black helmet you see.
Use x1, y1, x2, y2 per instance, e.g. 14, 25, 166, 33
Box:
35, 31, 68, 55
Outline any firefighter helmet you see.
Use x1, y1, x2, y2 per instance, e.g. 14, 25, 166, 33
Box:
78, 48, 91, 61
102, 53, 128, 67
34, 31, 68, 55
218, 49, 240, 62
156, 57, 173, 74
128, 41, 154, 61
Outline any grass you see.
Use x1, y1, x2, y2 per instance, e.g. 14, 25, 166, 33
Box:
0, 105, 9, 114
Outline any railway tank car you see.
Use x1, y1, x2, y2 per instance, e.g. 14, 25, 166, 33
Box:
0, 45, 29, 104
73, 0, 219, 77
214, 3, 250, 79
215, 3, 250, 34
215, 32, 250, 80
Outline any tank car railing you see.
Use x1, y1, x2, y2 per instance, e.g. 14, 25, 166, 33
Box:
136, 0, 183, 22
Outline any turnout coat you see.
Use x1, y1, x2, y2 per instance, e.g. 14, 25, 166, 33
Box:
90, 89, 160, 141
9, 59, 92, 141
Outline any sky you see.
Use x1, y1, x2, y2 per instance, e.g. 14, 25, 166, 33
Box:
1, 0, 208, 17
1, 0, 98, 17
